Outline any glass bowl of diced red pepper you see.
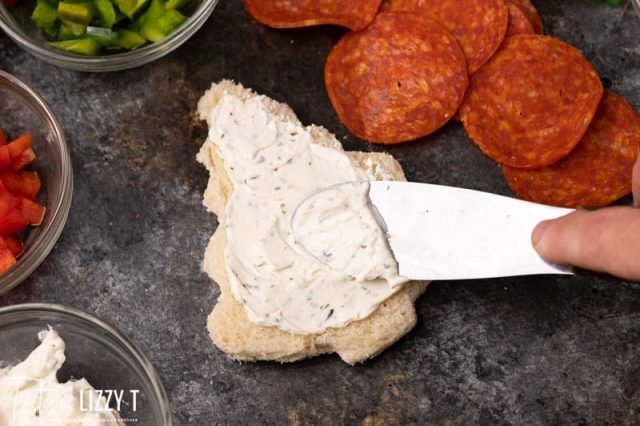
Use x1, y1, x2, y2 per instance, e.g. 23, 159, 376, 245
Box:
0, 70, 72, 296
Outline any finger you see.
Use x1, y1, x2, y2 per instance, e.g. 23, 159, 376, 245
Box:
633, 154, 640, 207
532, 207, 640, 281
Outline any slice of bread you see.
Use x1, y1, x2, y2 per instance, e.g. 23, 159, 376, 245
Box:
197, 80, 428, 364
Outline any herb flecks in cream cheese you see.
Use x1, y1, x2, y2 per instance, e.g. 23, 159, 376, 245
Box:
292, 182, 406, 287
0, 329, 124, 426
208, 93, 408, 334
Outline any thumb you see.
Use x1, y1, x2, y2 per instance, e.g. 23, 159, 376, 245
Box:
532, 207, 640, 281
633, 154, 640, 207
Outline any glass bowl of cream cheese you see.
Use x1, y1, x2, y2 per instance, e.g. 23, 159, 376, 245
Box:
0, 71, 72, 296
0, 303, 172, 425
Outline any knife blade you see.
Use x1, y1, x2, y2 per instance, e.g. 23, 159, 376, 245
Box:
294, 181, 575, 281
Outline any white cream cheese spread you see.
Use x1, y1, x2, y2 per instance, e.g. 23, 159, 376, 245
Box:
0, 329, 124, 426
206, 92, 408, 334
292, 181, 406, 287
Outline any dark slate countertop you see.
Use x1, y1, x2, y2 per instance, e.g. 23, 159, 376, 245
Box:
2, 0, 640, 424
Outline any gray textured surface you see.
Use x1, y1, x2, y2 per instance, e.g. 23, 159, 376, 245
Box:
2, 0, 640, 424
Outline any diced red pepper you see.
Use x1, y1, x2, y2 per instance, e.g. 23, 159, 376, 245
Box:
0, 146, 11, 170
0, 170, 41, 200
0, 130, 45, 274
18, 198, 45, 226
2, 234, 23, 257
0, 208, 29, 234
11, 148, 36, 171
0, 236, 17, 273
0, 182, 21, 217
8, 133, 32, 159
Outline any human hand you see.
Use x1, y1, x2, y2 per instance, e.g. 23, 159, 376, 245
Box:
531, 155, 640, 281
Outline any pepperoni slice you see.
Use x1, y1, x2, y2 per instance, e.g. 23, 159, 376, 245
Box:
503, 92, 640, 208
324, 12, 468, 144
507, 0, 544, 34
387, 0, 508, 73
244, 0, 383, 31
460, 35, 603, 168
506, 3, 535, 37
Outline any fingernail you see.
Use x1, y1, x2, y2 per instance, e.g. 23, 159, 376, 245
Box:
532, 220, 551, 248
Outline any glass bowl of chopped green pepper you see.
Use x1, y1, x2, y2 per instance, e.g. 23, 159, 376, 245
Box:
0, 0, 218, 71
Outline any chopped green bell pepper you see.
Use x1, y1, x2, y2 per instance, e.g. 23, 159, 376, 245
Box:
59, 19, 86, 35
141, 9, 186, 42
93, 0, 117, 28
165, 0, 189, 10
113, 28, 146, 49
48, 37, 102, 55
31, 0, 190, 55
86, 26, 117, 44
57, 2, 93, 25
31, 0, 59, 37
57, 22, 78, 40
113, 0, 149, 19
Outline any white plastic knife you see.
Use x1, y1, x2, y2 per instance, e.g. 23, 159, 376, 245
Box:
294, 181, 575, 281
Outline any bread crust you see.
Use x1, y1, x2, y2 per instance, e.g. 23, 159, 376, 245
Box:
197, 80, 428, 364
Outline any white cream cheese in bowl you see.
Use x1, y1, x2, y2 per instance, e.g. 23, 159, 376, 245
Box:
0, 329, 124, 426
207, 93, 408, 334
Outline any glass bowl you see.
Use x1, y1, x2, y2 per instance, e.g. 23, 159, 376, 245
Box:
0, 303, 172, 425
0, 71, 72, 296
0, 0, 218, 72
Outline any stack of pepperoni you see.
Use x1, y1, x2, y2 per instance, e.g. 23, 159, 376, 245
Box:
244, 0, 640, 208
